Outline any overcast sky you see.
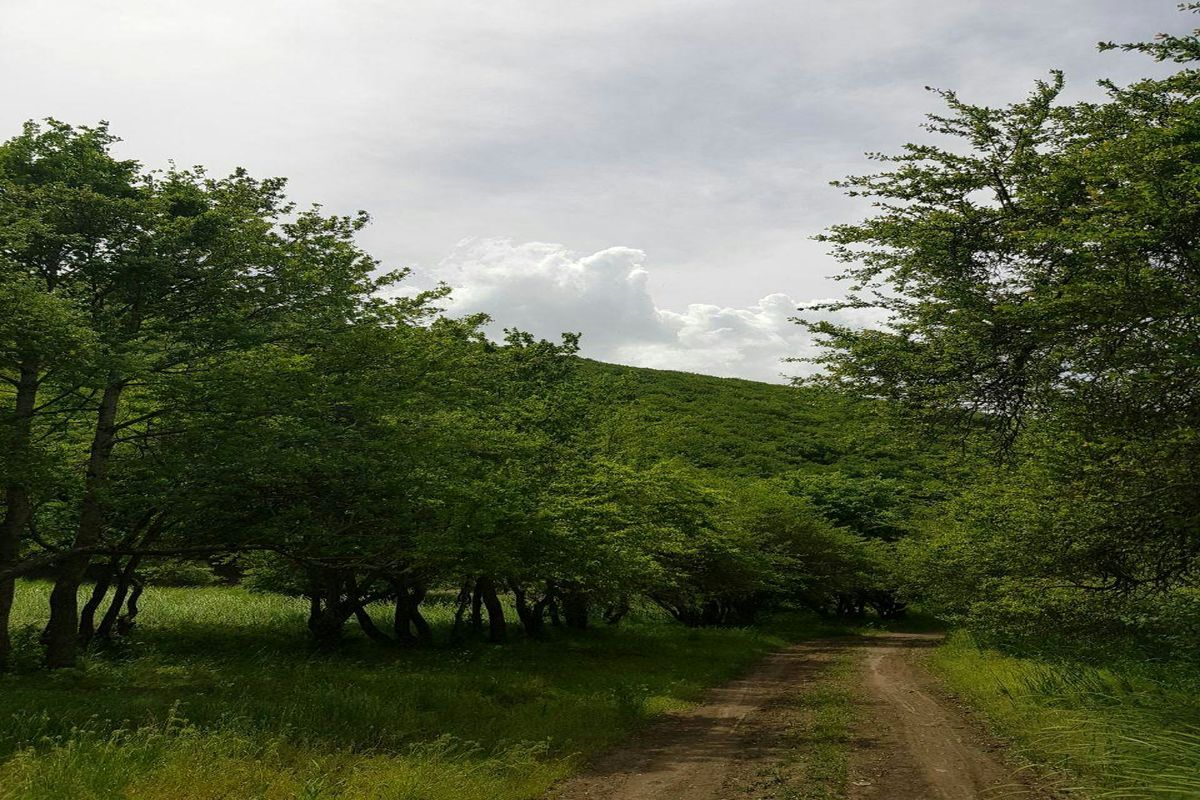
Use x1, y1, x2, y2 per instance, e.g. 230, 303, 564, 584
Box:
1, 1, 1184, 381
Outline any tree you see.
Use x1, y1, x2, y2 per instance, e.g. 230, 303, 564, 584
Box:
0, 121, 134, 668
805, 9, 1200, 648
0, 120, 392, 666
168, 306, 484, 649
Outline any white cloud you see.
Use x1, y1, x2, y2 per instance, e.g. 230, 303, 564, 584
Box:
426, 239, 885, 383
0, 1, 1181, 315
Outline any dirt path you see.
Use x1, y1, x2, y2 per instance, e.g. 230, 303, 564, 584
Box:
847, 633, 1046, 799
549, 632, 1048, 800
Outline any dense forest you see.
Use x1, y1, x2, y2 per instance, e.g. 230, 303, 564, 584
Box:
2, 7, 1200, 800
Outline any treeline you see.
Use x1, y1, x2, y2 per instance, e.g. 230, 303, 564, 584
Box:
13, 8, 1190, 675
0, 122, 923, 671
807, 12, 1200, 659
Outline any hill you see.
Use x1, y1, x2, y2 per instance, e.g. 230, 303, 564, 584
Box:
581, 359, 938, 482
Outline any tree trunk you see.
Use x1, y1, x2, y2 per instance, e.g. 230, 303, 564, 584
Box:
653, 596, 703, 627
93, 517, 163, 643
44, 381, 124, 668
410, 607, 432, 644
451, 580, 473, 640
476, 576, 507, 643
77, 559, 118, 648
604, 596, 632, 626
865, 589, 907, 620
0, 364, 38, 671
307, 595, 349, 649
96, 562, 135, 641
562, 590, 589, 630
0, 508, 26, 669
115, 579, 143, 636
393, 596, 416, 644
511, 583, 545, 638
353, 604, 393, 645
393, 579, 432, 645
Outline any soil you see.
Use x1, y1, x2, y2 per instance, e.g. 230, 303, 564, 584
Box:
548, 632, 1054, 800
847, 633, 1050, 800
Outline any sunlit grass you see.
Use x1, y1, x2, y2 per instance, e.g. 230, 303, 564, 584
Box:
929, 631, 1200, 799
1, 581, 841, 800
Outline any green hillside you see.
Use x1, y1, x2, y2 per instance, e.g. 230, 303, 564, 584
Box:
582, 360, 836, 476
582, 359, 946, 484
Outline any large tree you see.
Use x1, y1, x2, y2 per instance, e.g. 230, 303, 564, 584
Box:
805, 10, 1200, 647
0, 120, 391, 666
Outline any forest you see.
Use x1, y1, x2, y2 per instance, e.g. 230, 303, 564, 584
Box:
1, 8, 1199, 800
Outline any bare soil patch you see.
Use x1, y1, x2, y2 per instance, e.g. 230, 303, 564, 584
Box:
847, 633, 1053, 800
549, 632, 1055, 800
549, 642, 838, 799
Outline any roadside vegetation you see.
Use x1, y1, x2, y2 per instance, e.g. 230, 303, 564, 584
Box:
0, 117, 932, 671
931, 634, 1200, 798
806, 6, 1200, 796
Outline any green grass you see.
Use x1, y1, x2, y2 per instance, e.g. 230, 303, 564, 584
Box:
754, 652, 857, 800
928, 631, 1200, 799
1, 581, 846, 800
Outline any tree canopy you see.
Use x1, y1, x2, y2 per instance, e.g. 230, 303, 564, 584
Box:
806, 7, 1200, 656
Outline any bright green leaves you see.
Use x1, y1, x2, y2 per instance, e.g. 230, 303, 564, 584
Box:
809, 10, 1200, 655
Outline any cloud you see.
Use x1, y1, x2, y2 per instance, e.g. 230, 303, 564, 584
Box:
426, 239, 885, 383
0, 0, 1182, 319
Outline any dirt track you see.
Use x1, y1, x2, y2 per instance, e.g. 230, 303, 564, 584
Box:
549, 632, 1048, 800
847, 633, 1047, 799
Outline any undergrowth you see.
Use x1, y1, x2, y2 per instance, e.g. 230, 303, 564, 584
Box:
929, 631, 1200, 799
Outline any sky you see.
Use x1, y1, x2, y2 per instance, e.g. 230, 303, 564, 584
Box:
1, 1, 1185, 382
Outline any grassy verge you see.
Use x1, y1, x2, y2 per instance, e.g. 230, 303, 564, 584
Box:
928, 631, 1200, 799
757, 652, 857, 800
1, 581, 846, 800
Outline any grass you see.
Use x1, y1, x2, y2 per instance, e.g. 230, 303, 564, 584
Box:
754, 652, 857, 800
1, 581, 847, 800
928, 631, 1200, 799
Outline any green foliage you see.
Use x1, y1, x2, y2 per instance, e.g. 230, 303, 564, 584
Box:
582, 360, 889, 477
899, 428, 1200, 658
139, 561, 220, 589
808, 8, 1200, 653
931, 632, 1200, 798
0, 112, 929, 673
578, 360, 952, 619
782, 472, 908, 542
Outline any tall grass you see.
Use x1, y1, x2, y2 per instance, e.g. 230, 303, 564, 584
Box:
929, 632, 1200, 799
1, 581, 841, 800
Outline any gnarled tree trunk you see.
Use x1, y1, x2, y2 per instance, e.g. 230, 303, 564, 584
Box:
451, 580, 473, 640
475, 576, 507, 643
44, 381, 124, 669
604, 596, 632, 626
77, 558, 119, 649
511, 581, 555, 638
561, 590, 589, 630
392, 577, 432, 645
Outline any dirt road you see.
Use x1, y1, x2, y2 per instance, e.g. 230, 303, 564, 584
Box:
847, 633, 1045, 799
549, 632, 1047, 800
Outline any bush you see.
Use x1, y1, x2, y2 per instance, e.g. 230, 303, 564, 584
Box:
141, 561, 220, 588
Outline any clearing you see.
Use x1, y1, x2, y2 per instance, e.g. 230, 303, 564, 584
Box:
550, 632, 1051, 800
